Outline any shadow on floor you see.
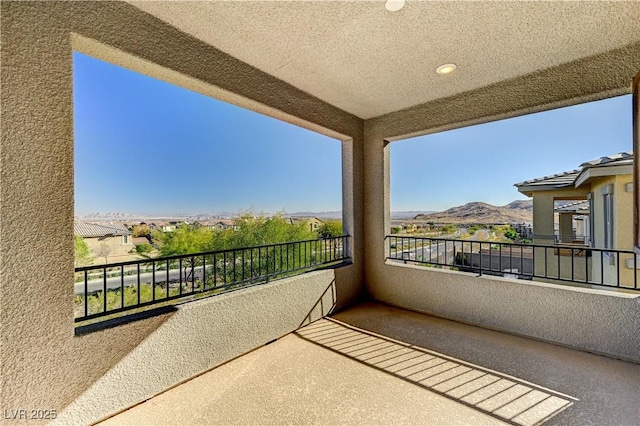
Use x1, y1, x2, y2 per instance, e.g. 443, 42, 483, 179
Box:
296, 318, 575, 426
326, 301, 640, 425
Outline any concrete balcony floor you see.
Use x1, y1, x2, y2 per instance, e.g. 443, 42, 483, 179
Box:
100, 302, 640, 425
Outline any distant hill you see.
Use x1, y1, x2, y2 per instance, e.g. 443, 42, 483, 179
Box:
79, 211, 345, 221
413, 200, 532, 224
391, 211, 436, 219
290, 211, 437, 220
289, 211, 342, 219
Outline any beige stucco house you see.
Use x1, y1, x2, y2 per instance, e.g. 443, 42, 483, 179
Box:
515, 152, 636, 287
2, 2, 640, 425
73, 221, 133, 264
289, 216, 325, 233
198, 219, 239, 231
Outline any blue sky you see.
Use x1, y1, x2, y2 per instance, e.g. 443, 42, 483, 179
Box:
391, 94, 632, 211
73, 52, 342, 216
74, 52, 632, 215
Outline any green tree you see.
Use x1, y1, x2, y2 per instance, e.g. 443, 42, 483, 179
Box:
504, 227, 519, 241
209, 211, 317, 251
208, 211, 321, 287
74, 235, 92, 266
132, 223, 151, 237
318, 220, 343, 238
156, 224, 217, 285
154, 211, 327, 290
157, 224, 215, 256
441, 224, 457, 234
135, 243, 153, 254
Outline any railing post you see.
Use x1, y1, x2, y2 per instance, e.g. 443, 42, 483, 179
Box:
84, 270, 88, 318
102, 266, 107, 314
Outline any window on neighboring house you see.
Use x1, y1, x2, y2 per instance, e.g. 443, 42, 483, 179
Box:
122, 235, 130, 245
602, 184, 614, 251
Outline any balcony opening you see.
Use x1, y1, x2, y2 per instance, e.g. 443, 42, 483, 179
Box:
73, 51, 346, 327
388, 94, 637, 291
554, 199, 590, 245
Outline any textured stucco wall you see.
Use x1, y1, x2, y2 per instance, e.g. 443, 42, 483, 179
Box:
54, 269, 343, 425
589, 175, 638, 287
0, 2, 364, 422
532, 192, 555, 244
372, 262, 640, 363
362, 35, 640, 362
530, 188, 591, 243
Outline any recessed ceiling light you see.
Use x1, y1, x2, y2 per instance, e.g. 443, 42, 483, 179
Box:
436, 63, 457, 75
385, 0, 405, 12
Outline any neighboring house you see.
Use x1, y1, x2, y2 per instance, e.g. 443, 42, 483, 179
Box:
515, 151, 635, 287
198, 219, 239, 231
129, 221, 150, 235
289, 216, 324, 233
554, 200, 590, 244
150, 221, 177, 232
73, 221, 133, 263
131, 236, 153, 246
513, 223, 533, 240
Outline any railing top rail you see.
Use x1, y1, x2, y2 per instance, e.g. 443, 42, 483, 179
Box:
386, 234, 638, 291
384, 235, 635, 254
75, 235, 350, 272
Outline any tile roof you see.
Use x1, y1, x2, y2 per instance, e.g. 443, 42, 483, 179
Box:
132, 236, 152, 245
514, 169, 581, 188
555, 200, 590, 213
74, 222, 132, 237
515, 151, 633, 189
580, 151, 633, 168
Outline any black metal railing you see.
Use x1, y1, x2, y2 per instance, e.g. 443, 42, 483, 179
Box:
75, 236, 349, 323
386, 235, 639, 291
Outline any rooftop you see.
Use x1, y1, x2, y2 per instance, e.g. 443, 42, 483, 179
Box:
514, 152, 633, 194
73, 221, 132, 237
555, 200, 590, 214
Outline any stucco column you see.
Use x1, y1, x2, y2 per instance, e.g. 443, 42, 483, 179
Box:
362, 122, 389, 289
559, 213, 574, 243
533, 194, 555, 245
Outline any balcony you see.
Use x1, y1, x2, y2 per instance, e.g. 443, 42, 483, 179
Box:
387, 235, 640, 291
74, 236, 349, 328
2, 2, 639, 425
98, 302, 640, 425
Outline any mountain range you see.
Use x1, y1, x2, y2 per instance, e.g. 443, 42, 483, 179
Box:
77, 200, 532, 224
413, 200, 532, 224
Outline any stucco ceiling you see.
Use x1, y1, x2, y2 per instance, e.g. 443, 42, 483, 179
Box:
128, 1, 640, 120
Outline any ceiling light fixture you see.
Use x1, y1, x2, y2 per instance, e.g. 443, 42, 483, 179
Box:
436, 63, 457, 75
385, 0, 405, 12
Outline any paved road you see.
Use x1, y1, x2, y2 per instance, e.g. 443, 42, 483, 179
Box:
467, 229, 492, 242
75, 266, 206, 295
394, 240, 462, 263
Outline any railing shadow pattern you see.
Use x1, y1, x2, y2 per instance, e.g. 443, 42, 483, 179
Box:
296, 319, 576, 426
298, 279, 337, 329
